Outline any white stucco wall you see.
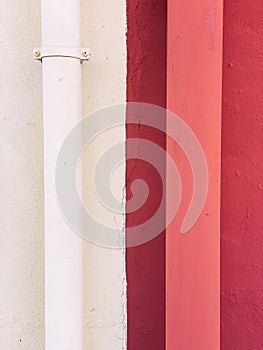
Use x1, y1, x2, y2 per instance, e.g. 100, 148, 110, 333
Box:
81, 0, 127, 349
0, 0, 127, 349
0, 1, 44, 348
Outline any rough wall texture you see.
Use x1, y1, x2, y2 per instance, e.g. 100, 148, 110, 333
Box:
221, 0, 263, 349
126, 1, 167, 349
0, 2, 45, 349
0, 0, 127, 349
81, 0, 127, 349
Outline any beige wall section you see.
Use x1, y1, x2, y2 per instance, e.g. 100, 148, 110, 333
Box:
81, 0, 127, 348
0, 0, 127, 349
0, 1, 45, 349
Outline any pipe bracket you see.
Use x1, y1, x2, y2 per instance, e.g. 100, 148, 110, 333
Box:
33, 46, 91, 62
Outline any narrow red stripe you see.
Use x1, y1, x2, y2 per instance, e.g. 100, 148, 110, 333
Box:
126, 0, 167, 349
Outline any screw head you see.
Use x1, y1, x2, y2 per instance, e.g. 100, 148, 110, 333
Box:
82, 49, 89, 58
34, 49, 41, 58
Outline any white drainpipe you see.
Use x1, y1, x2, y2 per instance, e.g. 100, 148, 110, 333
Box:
34, 1, 90, 348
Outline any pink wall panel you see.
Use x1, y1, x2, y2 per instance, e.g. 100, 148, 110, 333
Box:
166, 1, 223, 349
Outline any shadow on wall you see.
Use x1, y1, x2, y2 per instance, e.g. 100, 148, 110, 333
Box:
126, 0, 167, 349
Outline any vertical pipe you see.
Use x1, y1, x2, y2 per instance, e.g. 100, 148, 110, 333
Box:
166, 0, 223, 349
41, 0, 83, 349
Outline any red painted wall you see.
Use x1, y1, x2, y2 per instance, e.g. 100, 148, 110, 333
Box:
126, 1, 167, 349
126, 1, 263, 349
221, 1, 263, 349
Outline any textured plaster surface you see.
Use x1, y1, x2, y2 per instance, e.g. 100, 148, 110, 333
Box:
221, 0, 263, 348
0, 0, 127, 349
81, 0, 127, 349
126, 1, 167, 349
0, 1, 45, 349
